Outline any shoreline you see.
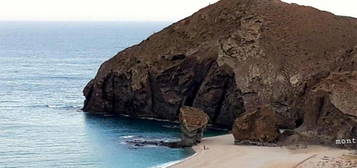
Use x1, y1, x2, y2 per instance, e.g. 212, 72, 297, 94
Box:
168, 134, 357, 168
153, 153, 198, 168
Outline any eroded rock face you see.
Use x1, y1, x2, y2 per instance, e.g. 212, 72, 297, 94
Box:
83, 55, 241, 128
295, 72, 357, 149
83, 0, 357, 148
179, 106, 209, 147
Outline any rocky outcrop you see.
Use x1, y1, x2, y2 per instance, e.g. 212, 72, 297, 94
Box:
83, 54, 242, 128
179, 106, 209, 147
294, 71, 357, 149
83, 0, 357, 148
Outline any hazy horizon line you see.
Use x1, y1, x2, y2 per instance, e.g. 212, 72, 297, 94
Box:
0, 20, 175, 22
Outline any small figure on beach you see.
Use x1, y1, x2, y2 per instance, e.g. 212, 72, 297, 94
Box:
203, 145, 209, 150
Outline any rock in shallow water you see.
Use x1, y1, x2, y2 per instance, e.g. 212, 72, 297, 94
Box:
125, 139, 183, 148
124, 106, 209, 148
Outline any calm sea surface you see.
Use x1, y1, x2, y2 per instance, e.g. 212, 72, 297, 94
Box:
0, 22, 197, 168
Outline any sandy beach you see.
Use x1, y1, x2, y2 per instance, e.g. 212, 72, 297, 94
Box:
169, 134, 357, 168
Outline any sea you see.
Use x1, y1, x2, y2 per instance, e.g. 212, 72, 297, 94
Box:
0, 22, 223, 168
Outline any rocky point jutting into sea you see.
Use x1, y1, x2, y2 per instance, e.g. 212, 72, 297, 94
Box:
83, 0, 357, 149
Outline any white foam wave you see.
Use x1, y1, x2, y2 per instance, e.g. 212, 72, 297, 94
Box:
120, 135, 135, 139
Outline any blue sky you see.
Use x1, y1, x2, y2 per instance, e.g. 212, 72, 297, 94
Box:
0, 0, 356, 21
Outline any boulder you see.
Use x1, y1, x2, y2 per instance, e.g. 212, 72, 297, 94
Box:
179, 106, 209, 147
232, 105, 280, 145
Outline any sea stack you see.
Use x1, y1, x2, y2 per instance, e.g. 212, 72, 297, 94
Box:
83, 0, 357, 148
179, 106, 209, 147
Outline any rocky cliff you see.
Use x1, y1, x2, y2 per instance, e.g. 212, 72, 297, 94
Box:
83, 0, 357, 148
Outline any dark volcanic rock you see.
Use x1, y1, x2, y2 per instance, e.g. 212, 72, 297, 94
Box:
83, 0, 357, 148
83, 52, 241, 128
179, 106, 209, 147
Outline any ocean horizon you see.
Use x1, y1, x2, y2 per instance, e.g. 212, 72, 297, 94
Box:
0, 21, 212, 168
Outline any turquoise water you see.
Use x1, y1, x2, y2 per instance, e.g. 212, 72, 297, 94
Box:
0, 22, 197, 168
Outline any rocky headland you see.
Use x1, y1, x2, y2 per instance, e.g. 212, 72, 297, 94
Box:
83, 0, 357, 149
